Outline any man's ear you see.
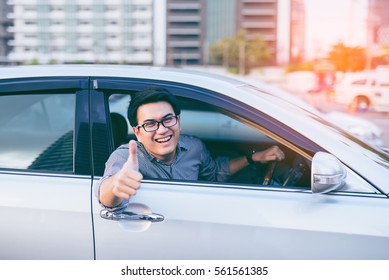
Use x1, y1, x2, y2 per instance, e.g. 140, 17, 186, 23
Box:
133, 127, 141, 142
177, 115, 181, 131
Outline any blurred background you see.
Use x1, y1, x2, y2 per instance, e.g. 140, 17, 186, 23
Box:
0, 0, 388, 146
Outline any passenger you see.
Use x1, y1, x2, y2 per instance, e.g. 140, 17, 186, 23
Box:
98, 87, 285, 209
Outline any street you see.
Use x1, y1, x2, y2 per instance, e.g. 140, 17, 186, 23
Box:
302, 91, 389, 148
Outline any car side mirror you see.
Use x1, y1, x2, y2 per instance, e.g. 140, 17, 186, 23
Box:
311, 152, 347, 194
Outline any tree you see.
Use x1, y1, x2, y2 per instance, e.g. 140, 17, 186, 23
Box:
209, 29, 271, 75
327, 43, 366, 72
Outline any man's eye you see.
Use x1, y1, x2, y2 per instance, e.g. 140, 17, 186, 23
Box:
163, 117, 174, 123
144, 121, 156, 128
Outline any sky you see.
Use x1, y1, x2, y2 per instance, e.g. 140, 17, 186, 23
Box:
277, 0, 369, 62
303, 0, 368, 59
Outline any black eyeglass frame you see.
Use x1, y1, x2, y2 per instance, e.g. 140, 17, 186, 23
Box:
135, 115, 179, 132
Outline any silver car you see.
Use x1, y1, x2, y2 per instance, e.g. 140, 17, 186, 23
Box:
0, 65, 388, 260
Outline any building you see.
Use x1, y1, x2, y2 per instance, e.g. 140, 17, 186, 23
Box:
165, 0, 279, 66
236, 0, 278, 64
166, 0, 206, 66
289, 0, 305, 63
0, 0, 12, 64
367, 0, 389, 68
368, 0, 389, 45
7, 0, 154, 64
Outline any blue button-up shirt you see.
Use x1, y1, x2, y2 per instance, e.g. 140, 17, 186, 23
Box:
99, 134, 230, 210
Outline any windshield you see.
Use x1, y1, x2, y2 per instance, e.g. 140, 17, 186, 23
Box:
242, 84, 389, 170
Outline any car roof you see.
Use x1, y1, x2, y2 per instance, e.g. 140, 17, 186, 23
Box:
0, 64, 246, 89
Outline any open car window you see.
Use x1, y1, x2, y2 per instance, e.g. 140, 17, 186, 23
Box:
107, 91, 312, 189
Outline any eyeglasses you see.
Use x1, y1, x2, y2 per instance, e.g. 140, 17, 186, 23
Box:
136, 115, 179, 132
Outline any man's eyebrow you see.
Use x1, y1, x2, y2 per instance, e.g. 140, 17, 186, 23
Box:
143, 113, 174, 122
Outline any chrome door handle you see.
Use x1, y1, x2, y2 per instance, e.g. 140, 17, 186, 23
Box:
100, 209, 164, 223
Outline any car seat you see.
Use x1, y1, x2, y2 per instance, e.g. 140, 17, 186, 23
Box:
110, 112, 129, 148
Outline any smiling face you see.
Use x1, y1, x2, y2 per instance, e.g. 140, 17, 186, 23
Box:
133, 101, 180, 163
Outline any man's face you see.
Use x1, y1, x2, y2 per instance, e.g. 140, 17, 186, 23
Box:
133, 101, 180, 163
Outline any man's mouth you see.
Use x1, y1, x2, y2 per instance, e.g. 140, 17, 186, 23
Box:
155, 135, 172, 143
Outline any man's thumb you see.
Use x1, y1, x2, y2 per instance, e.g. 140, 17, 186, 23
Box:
126, 140, 139, 171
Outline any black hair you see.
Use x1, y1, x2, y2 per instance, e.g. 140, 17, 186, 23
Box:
127, 86, 181, 127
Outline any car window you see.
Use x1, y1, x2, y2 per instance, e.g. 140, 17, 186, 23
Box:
108, 92, 311, 189
0, 93, 75, 172
352, 79, 366, 85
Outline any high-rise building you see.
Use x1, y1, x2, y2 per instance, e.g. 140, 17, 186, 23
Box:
236, 0, 278, 64
166, 0, 206, 66
367, 0, 389, 68
7, 0, 154, 64
289, 0, 304, 63
165, 0, 279, 66
0, 0, 12, 64
368, 0, 389, 46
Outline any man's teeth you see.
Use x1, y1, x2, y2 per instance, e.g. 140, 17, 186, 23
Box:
156, 136, 171, 143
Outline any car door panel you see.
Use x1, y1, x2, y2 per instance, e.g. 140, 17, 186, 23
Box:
0, 173, 94, 259
92, 180, 389, 259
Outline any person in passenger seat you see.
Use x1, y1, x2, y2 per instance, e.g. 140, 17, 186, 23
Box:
98, 87, 285, 210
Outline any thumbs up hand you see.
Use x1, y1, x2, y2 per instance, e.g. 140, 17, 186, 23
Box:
111, 140, 143, 200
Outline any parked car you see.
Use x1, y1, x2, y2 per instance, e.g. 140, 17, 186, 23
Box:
333, 66, 389, 112
0, 65, 388, 260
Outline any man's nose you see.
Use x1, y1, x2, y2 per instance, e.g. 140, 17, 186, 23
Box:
156, 122, 169, 132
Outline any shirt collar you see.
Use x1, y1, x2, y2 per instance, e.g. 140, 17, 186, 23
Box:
138, 136, 188, 164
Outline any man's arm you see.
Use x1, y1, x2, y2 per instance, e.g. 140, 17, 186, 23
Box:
99, 140, 143, 207
229, 145, 285, 175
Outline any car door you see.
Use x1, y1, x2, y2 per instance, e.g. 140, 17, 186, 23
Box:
0, 77, 94, 259
91, 79, 389, 259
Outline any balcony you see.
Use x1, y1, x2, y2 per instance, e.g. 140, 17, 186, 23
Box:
168, 40, 201, 47
167, 3, 201, 10
10, 38, 39, 47
241, 22, 276, 29
77, 38, 95, 48
126, 39, 152, 48
167, 15, 201, 22
242, 0, 276, 3
76, 25, 94, 33
124, 52, 153, 63
129, 10, 153, 19
167, 28, 201, 35
49, 25, 67, 33
241, 8, 276, 16
8, 12, 38, 19
7, 26, 38, 33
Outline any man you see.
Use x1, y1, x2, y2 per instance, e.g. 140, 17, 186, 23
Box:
99, 87, 285, 209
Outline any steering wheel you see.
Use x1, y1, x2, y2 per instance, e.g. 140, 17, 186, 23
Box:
262, 161, 277, 185
259, 155, 308, 186
281, 155, 308, 186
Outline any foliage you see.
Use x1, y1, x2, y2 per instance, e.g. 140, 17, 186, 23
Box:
326, 43, 366, 72
284, 61, 314, 73
374, 44, 389, 66
209, 29, 271, 74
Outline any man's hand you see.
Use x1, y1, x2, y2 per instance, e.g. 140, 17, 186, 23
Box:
252, 145, 285, 163
99, 140, 143, 207
111, 140, 143, 200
